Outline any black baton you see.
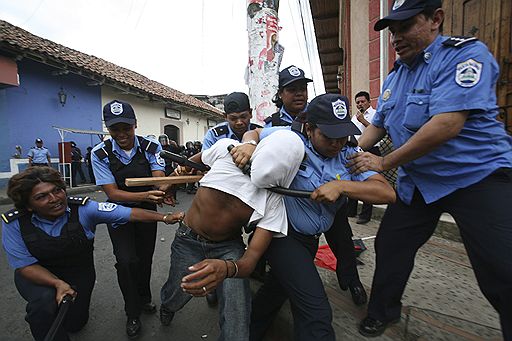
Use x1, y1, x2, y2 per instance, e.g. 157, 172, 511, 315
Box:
43, 294, 75, 341
159, 150, 210, 172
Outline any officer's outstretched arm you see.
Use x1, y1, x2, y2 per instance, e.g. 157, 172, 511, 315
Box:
101, 183, 166, 205
381, 111, 468, 171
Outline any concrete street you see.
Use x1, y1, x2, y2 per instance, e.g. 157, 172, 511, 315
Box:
0, 187, 504, 340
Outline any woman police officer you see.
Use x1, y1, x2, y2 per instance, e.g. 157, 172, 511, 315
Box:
232, 93, 396, 340
1, 166, 183, 341
264, 65, 369, 305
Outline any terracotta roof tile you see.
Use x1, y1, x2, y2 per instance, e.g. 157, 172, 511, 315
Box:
0, 20, 223, 117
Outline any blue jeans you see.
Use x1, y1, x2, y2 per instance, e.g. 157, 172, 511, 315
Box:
161, 222, 250, 341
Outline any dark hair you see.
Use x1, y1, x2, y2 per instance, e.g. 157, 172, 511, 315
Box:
7, 167, 66, 210
421, 6, 443, 31
272, 91, 284, 109
355, 91, 370, 101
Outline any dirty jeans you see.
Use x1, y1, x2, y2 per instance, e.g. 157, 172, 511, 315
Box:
161, 222, 250, 341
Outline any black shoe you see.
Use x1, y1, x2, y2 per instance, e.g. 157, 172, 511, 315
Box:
141, 302, 157, 314
160, 306, 175, 326
205, 291, 218, 307
358, 316, 399, 337
126, 318, 141, 338
356, 217, 370, 224
349, 283, 368, 306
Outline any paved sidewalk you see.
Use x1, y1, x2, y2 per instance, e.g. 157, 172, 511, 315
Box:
0, 188, 504, 340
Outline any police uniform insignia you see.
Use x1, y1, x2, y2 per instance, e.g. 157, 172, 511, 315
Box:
442, 36, 478, 48
68, 196, 90, 205
392, 0, 405, 10
331, 99, 347, 120
212, 125, 229, 137
456, 59, 482, 88
288, 66, 301, 77
110, 102, 123, 115
156, 152, 165, 167
382, 89, 392, 101
1, 208, 24, 223
98, 202, 118, 212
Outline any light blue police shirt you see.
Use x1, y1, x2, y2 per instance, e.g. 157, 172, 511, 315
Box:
27, 147, 51, 164
202, 122, 261, 151
91, 136, 165, 186
2, 200, 131, 269
372, 35, 512, 205
202, 122, 241, 151
261, 127, 377, 235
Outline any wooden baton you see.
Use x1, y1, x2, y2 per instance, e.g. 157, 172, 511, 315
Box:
125, 175, 203, 187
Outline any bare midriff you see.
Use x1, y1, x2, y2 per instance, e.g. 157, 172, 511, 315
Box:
183, 187, 253, 242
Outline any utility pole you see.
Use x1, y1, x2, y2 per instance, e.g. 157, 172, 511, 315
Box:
246, 0, 283, 125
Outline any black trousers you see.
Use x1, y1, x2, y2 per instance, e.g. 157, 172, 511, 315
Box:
107, 221, 157, 318
367, 168, 512, 341
347, 146, 381, 220
14, 265, 95, 341
71, 162, 86, 185
250, 228, 335, 341
324, 202, 360, 288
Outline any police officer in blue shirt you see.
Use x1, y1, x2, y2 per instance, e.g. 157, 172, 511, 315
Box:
28, 138, 52, 167
202, 92, 261, 151
91, 100, 172, 338
1, 167, 183, 341
263, 65, 368, 306
264, 65, 312, 127
233, 93, 396, 341
347, 1, 512, 338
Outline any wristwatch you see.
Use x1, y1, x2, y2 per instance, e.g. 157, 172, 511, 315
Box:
243, 140, 257, 146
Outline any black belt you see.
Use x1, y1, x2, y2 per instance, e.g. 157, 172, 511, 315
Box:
289, 225, 322, 240
178, 221, 240, 244
32, 163, 48, 166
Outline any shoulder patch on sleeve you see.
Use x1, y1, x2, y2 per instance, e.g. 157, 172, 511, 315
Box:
212, 125, 229, 137
442, 36, 478, 48
455, 58, 482, 87
67, 196, 90, 205
1, 208, 25, 224
98, 202, 118, 212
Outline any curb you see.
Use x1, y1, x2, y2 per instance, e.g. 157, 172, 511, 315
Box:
0, 185, 101, 206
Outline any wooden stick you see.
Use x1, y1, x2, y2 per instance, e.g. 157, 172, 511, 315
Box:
125, 175, 203, 187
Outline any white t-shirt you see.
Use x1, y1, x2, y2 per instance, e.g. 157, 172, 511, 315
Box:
351, 106, 379, 146
200, 130, 304, 236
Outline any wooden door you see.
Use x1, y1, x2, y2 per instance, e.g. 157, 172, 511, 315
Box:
443, 0, 512, 133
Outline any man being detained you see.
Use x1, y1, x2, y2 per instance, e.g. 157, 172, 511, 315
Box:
159, 129, 304, 341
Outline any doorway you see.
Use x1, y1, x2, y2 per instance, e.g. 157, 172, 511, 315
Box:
164, 125, 180, 145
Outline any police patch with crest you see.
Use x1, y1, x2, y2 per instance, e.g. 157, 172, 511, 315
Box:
98, 202, 118, 212
392, 0, 405, 10
455, 59, 482, 87
110, 102, 124, 115
331, 99, 348, 120
288, 66, 301, 77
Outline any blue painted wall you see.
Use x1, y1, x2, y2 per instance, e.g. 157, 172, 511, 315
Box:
0, 59, 103, 173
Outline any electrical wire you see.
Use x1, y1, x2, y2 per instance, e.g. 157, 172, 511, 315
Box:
22, 0, 46, 25
297, 0, 316, 96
